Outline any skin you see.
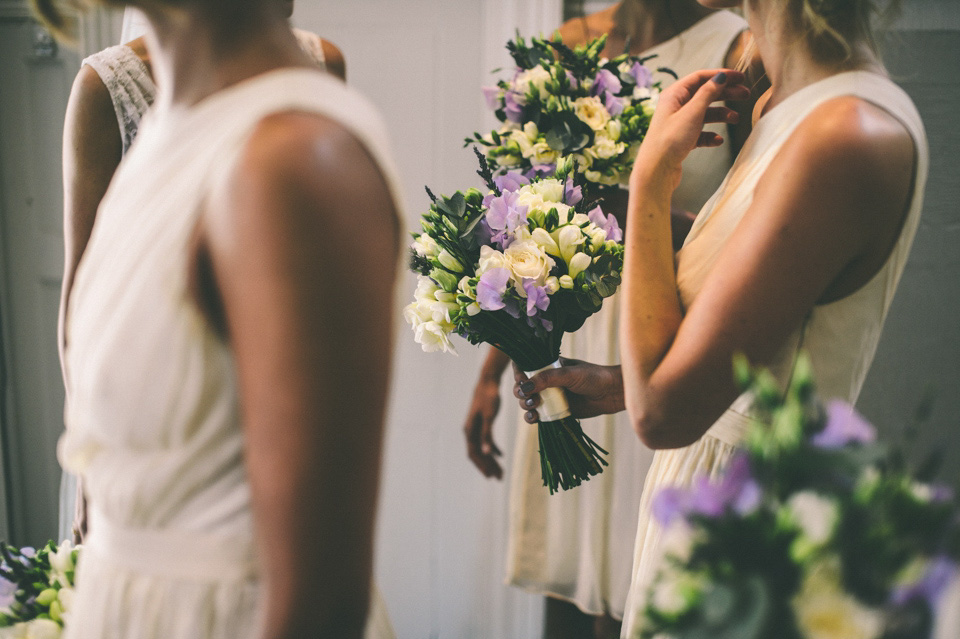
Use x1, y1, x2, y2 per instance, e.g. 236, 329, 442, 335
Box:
58, 3, 345, 543
514, 0, 915, 453
462, 0, 757, 482
64, 2, 399, 637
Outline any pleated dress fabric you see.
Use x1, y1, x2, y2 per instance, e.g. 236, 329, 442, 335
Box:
58, 29, 329, 545
59, 69, 400, 639
620, 71, 929, 638
504, 10, 747, 620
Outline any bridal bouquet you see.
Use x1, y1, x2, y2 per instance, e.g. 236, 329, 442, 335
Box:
0, 541, 79, 638
405, 154, 624, 493
469, 33, 668, 187
638, 356, 960, 639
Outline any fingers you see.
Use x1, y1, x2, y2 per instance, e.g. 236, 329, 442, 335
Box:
696, 131, 724, 148
704, 106, 739, 125
687, 70, 747, 113
463, 406, 502, 480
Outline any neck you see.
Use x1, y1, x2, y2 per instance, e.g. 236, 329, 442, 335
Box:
141, 3, 307, 107
616, 0, 714, 49
747, 2, 882, 113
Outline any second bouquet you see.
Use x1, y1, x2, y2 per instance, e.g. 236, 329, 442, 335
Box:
405, 155, 624, 493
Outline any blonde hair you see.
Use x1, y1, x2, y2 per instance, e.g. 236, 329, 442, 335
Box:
776, 0, 900, 66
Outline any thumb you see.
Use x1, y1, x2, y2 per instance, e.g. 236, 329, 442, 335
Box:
528, 366, 578, 394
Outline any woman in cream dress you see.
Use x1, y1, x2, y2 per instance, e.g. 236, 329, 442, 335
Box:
462, 2, 751, 636
57, 3, 343, 543
39, 0, 400, 636
513, 0, 927, 637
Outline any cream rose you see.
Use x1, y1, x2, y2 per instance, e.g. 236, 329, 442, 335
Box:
477, 245, 508, 275
503, 239, 556, 289
573, 96, 611, 131
793, 560, 884, 639
514, 66, 553, 100
530, 178, 565, 203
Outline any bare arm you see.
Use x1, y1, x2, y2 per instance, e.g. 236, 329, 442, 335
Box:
202, 112, 398, 638
59, 65, 123, 360
463, 346, 510, 479
620, 70, 914, 449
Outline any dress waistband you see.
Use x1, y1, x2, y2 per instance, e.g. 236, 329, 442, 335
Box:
704, 408, 757, 448
86, 508, 258, 582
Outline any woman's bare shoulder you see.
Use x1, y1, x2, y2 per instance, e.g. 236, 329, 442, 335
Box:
319, 39, 346, 81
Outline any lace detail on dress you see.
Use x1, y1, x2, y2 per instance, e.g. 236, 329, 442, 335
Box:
292, 28, 327, 70
82, 44, 155, 156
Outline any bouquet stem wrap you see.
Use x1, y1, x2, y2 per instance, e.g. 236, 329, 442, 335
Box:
525, 360, 608, 494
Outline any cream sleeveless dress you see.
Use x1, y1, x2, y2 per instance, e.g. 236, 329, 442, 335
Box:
620, 71, 929, 638
57, 30, 329, 544
59, 69, 399, 639
505, 10, 746, 619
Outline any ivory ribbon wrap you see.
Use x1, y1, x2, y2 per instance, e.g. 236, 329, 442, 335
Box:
525, 360, 572, 422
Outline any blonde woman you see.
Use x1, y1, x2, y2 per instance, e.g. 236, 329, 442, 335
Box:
37, 0, 400, 636
513, 0, 927, 637
463, 2, 754, 637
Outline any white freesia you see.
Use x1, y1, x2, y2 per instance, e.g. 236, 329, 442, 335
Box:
633, 85, 654, 101
504, 239, 555, 289
530, 179, 565, 203
0, 624, 27, 639
477, 245, 509, 275
559, 274, 574, 289
56, 588, 74, 613
605, 118, 622, 142
573, 96, 610, 131
411, 233, 439, 259
437, 249, 464, 273
555, 225, 587, 263
586, 132, 623, 161
530, 141, 559, 165
415, 321, 457, 354
585, 169, 620, 186
793, 559, 884, 639
590, 228, 608, 250
531, 228, 561, 257
24, 620, 60, 639
544, 276, 560, 294
570, 213, 590, 226
568, 252, 592, 279
514, 66, 553, 100
787, 491, 838, 546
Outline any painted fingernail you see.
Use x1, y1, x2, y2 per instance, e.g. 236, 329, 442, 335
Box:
520, 381, 535, 394
713, 72, 727, 85
524, 398, 535, 408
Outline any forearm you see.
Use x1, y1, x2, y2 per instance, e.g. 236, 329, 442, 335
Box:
620, 164, 684, 435
480, 346, 511, 381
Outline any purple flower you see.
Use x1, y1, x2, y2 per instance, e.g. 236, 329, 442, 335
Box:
522, 279, 550, 316
812, 400, 877, 449
504, 91, 525, 123
476, 268, 511, 311
502, 296, 522, 319
565, 70, 579, 90
652, 452, 760, 525
587, 205, 623, 242
564, 178, 583, 206
0, 576, 15, 608
486, 191, 529, 247
524, 164, 556, 180
593, 69, 622, 97
630, 61, 653, 88
892, 557, 957, 610
482, 86, 502, 110
494, 170, 530, 194
604, 94, 628, 117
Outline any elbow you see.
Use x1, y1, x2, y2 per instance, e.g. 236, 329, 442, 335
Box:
630, 407, 700, 450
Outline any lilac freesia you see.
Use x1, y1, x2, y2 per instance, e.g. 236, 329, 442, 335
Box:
476, 268, 511, 311
604, 95, 628, 117
0, 575, 15, 608
522, 279, 550, 316
653, 452, 761, 526
812, 400, 877, 449
588, 205, 623, 242
504, 91, 525, 123
494, 170, 530, 194
482, 86, 502, 110
486, 191, 529, 247
564, 178, 583, 206
565, 70, 579, 90
524, 164, 557, 180
593, 69, 622, 97
892, 556, 957, 610
630, 61, 653, 88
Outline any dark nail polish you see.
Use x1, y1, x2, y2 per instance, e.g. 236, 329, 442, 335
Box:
524, 398, 535, 408
520, 381, 535, 394
713, 71, 727, 85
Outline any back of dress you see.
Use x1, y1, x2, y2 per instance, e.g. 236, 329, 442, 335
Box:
60, 68, 402, 639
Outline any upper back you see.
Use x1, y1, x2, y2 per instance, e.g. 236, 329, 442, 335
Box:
677, 71, 929, 404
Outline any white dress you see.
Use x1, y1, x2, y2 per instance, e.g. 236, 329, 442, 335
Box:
620, 71, 929, 638
57, 29, 329, 544
505, 10, 746, 620
59, 69, 400, 639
